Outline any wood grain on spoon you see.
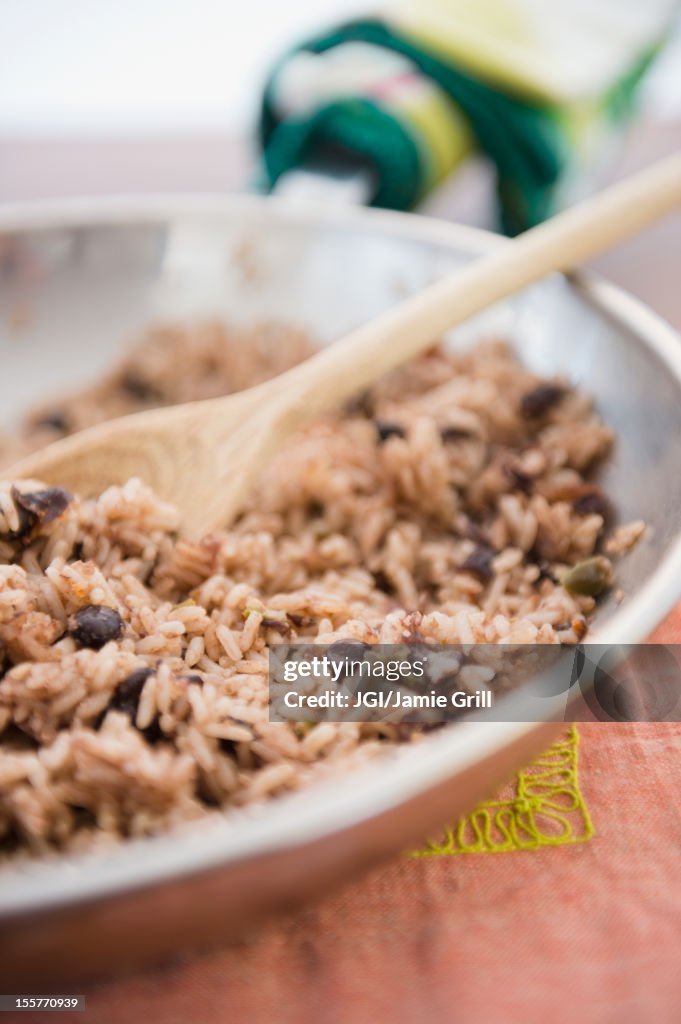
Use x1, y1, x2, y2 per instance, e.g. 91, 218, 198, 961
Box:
7, 152, 681, 539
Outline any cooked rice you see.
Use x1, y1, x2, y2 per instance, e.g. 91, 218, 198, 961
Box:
0, 322, 640, 859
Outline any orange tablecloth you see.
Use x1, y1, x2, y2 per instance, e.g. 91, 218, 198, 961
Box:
27, 608, 681, 1024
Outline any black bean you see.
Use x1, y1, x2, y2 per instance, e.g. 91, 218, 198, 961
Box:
34, 411, 69, 433
70, 605, 124, 649
141, 718, 164, 744
13, 486, 72, 524
440, 426, 474, 442
262, 617, 292, 635
71, 806, 98, 829
375, 421, 405, 443
120, 371, 161, 401
520, 384, 565, 419
328, 639, 368, 662
572, 490, 612, 521
109, 667, 154, 718
460, 546, 495, 583
183, 673, 204, 686
286, 613, 309, 628
506, 464, 533, 494
372, 569, 394, 594
1, 723, 39, 751
7, 486, 72, 540
107, 667, 165, 743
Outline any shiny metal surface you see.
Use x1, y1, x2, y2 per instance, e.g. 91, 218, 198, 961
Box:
1, 195, 680, 982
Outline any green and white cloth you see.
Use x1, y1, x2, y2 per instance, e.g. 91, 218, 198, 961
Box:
258, 0, 677, 232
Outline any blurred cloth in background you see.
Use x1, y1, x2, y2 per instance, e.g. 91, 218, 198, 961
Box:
258, 0, 678, 231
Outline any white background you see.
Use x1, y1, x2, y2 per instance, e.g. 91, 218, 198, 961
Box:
1, 0, 679, 140
0, 0, 380, 138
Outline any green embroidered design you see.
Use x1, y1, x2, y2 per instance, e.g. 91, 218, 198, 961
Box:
413, 725, 593, 856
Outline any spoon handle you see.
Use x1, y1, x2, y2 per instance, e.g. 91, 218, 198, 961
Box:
269, 152, 681, 420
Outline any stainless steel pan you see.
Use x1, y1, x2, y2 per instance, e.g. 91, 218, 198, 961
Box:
1, 195, 680, 984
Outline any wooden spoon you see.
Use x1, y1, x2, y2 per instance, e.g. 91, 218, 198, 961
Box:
7, 153, 681, 538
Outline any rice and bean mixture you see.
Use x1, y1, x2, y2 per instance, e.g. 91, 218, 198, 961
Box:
0, 322, 643, 858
